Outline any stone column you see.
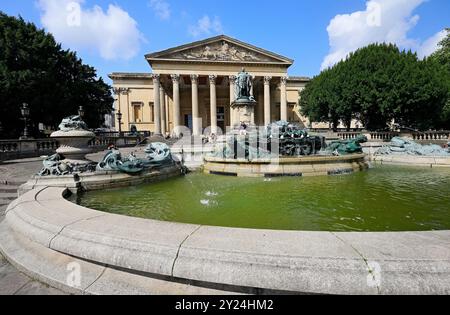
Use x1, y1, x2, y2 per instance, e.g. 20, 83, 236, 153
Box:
160, 87, 166, 136
152, 74, 162, 135
209, 75, 217, 135
280, 77, 288, 122
264, 76, 272, 126
171, 74, 181, 137
229, 75, 236, 128
191, 74, 200, 136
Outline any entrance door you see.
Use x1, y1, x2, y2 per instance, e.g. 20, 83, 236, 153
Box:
217, 106, 225, 133
184, 114, 193, 132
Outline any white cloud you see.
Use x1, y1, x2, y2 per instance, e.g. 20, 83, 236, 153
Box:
37, 0, 144, 61
321, 0, 444, 70
149, 0, 171, 20
417, 29, 447, 58
188, 15, 223, 38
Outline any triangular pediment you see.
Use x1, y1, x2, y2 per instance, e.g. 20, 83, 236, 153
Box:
146, 35, 293, 65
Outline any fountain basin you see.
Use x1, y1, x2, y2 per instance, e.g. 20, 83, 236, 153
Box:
204, 153, 368, 177
2, 184, 450, 295
74, 165, 450, 232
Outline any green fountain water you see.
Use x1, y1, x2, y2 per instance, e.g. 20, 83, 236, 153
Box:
71, 165, 450, 232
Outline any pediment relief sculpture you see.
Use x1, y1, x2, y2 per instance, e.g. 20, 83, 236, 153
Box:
167, 41, 274, 62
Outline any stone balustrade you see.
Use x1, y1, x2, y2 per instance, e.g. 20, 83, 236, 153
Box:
0, 139, 59, 161
412, 131, 450, 141
0, 134, 147, 162
337, 131, 450, 142
367, 132, 399, 141
337, 132, 399, 141
337, 132, 362, 140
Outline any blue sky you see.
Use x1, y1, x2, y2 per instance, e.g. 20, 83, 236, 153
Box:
1, 0, 448, 82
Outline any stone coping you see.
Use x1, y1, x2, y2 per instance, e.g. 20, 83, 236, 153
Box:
205, 154, 367, 164
372, 155, 450, 167
1, 186, 450, 295
204, 154, 368, 178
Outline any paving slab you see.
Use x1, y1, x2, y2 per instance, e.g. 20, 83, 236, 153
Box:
0, 158, 43, 184
0, 158, 71, 295
0, 221, 104, 294
0, 252, 7, 267
87, 267, 239, 296
0, 263, 31, 295
14, 280, 67, 295
0, 205, 7, 218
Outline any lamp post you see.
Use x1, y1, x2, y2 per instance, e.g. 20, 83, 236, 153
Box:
20, 103, 30, 140
328, 112, 332, 132
117, 110, 123, 137
78, 106, 85, 119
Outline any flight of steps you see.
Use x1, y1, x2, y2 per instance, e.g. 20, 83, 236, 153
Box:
0, 181, 23, 216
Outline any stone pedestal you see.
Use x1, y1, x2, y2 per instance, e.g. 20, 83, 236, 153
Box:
51, 130, 95, 165
231, 99, 257, 128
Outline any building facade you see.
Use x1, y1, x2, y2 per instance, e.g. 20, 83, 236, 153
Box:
109, 35, 318, 136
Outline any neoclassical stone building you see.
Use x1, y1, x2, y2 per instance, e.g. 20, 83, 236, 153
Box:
109, 35, 315, 135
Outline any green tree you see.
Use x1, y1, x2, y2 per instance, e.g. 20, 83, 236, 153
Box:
429, 28, 450, 129
0, 12, 113, 138
300, 43, 448, 131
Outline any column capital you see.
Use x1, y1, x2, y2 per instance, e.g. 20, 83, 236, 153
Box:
264, 76, 272, 84
151, 74, 160, 83
280, 76, 288, 85
209, 75, 217, 85
170, 74, 180, 83
190, 74, 199, 83
113, 87, 130, 95
229, 75, 237, 81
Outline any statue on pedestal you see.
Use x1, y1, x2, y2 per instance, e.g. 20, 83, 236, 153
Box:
235, 68, 255, 102
231, 68, 257, 128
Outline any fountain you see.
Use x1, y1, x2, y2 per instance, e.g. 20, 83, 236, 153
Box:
373, 137, 450, 167
376, 137, 450, 156
19, 114, 183, 194
204, 70, 369, 177
3, 99, 450, 296
50, 115, 95, 165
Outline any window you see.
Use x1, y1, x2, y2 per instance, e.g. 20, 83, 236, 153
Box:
132, 102, 143, 123
149, 102, 154, 122
288, 103, 298, 122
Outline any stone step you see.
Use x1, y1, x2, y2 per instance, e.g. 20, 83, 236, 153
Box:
0, 193, 18, 201
0, 205, 7, 217
0, 186, 19, 194
0, 180, 26, 186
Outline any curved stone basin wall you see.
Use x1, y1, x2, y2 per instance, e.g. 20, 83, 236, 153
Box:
18, 164, 183, 196
1, 187, 449, 295
204, 154, 368, 177
372, 155, 450, 168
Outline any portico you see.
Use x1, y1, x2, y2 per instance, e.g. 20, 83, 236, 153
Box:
109, 35, 312, 135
